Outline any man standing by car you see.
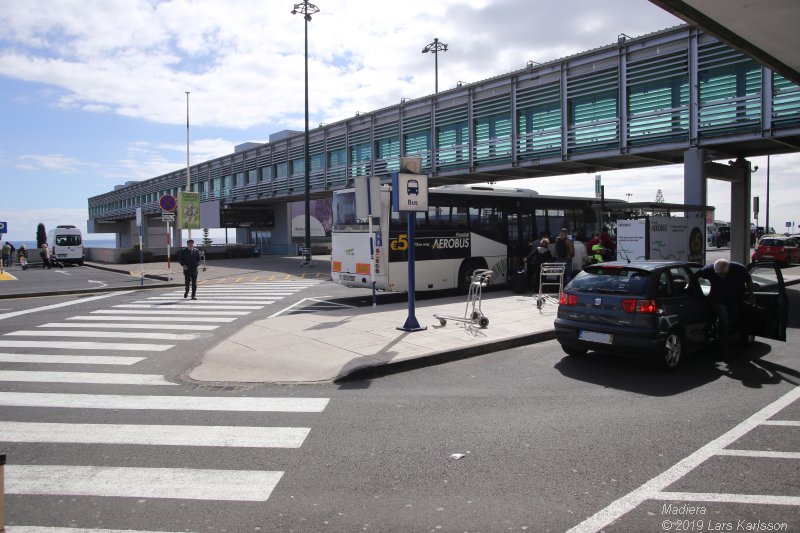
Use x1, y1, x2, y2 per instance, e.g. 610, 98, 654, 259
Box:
555, 228, 575, 283
696, 258, 755, 358
179, 239, 201, 300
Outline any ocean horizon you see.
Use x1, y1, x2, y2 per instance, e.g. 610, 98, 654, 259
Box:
7, 239, 118, 249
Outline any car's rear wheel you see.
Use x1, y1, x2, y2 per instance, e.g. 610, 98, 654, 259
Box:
662, 331, 683, 370
562, 346, 587, 357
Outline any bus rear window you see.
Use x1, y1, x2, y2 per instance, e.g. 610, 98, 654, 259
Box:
55, 235, 82, 246
333, 192, 368, 229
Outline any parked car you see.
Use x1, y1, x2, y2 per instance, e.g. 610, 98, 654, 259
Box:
752, 236, 800, 267
554, 260, 787, 370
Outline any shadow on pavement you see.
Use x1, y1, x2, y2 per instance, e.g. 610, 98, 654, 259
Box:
553, 341, 790, 396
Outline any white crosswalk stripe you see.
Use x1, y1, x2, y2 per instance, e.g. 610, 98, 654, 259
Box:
1, 340, 175, 351
0, 421, 310, 448
6, 465, 284, 501
0, 353, 145, 365
0, 392, 330, 411
92, 309, 250, 316
38, 322, 219, 331
0, 371, 176, 385
7, 528, 199, 533
68, 315, 237, 322
121, 303, 262, 309
7, 330, 204, 340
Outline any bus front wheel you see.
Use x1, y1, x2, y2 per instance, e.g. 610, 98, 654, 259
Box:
458, 258, 488, 293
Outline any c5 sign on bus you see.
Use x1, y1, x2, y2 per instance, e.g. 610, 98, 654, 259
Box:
392, 173, 428, 212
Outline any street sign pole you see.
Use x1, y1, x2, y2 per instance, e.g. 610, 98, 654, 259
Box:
367, 177, 377, 308
136, 207, 143, 287
166, 221, 172, 283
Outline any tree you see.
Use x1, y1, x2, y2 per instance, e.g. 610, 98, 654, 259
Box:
201, 228, 213, 247
36, 223, 47, 248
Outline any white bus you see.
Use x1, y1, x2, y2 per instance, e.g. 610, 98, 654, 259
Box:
48, 225, 84, 266
331, 184, 613, 292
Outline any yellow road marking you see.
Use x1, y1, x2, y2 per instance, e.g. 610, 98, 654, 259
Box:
234, 277, 242, 283
251, 276, 261, 282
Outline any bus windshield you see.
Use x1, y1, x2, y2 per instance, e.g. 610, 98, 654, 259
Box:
332, 191, 369, 230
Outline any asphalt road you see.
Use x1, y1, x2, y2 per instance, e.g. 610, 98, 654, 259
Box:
1, 280, 798, 532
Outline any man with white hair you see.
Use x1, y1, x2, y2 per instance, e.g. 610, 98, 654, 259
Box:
696, 258, 755, 358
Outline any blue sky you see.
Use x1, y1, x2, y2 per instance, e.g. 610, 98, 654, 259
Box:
1, 0, 797, 244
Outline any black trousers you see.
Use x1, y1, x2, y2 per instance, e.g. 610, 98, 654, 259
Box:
184, 269, 198, 297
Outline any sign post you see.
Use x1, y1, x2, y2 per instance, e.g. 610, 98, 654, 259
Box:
392, 157, 428, 332
160, 194, 177, 283
135, 207, 144, 286
0, 222, 6, 275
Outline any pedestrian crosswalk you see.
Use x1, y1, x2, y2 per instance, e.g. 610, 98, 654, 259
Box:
0, 280, 329, 531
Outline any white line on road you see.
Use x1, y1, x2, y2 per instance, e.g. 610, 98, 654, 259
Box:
92, 309, 249, 316
0, 340, 174, 351
566, 386, 800, 533
67, 315, 237, 323
716, 449, 800, 459
0, 353, 144, 365
6, 330, 203, 341
132, 300, 276, 305
39, 322, 219, 331
0, 392, 330, 412
6, 465, 283, 501
0, 371, 176, 385
6, 526, 200, 533
761, 419, 800, 427
652, 492, 800, 506
0, 421, 311, 448
123, 303, 263, 309
148, 295, 290, 299
0, 291, 133, 321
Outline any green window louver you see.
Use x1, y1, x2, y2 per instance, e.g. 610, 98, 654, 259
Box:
516, 82, 561, 157
474, 94, 511, 165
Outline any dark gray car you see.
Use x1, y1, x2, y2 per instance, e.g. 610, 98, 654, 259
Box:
554, 260, 788, 370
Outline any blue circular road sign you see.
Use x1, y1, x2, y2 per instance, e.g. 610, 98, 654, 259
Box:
160, 194, 177, 212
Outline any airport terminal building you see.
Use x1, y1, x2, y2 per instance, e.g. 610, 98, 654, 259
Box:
87, 24, 800, 260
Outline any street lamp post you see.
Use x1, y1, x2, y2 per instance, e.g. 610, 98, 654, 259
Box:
292, 1, 319, 260
625, 193, 633, 202
422, 38, 448, 94
185, 91, 191, 243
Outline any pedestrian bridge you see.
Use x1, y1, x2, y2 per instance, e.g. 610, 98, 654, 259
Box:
89, 24, 800, 241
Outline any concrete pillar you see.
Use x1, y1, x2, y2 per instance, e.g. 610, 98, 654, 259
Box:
683, 148, 707, 207
730, 158, 752, 265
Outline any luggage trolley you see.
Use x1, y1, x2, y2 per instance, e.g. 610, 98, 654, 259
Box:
434, 269, 494, 332
535, 262, 565, 311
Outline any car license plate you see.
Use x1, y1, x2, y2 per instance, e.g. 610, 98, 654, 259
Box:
340, 274, 355, 281
579, 330, 612, 344
762, 255, 773, 259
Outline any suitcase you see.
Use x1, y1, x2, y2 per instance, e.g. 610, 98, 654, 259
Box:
511, 269, 528, 294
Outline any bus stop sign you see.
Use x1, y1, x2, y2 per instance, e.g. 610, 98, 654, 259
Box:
392, 173, 428, 212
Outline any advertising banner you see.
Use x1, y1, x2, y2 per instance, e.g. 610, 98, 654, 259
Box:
177, 192, 201, 229
616, 219, 647, 260
648, 216, 704, 262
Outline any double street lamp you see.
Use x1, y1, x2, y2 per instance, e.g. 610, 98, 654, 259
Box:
291, 1, 319, 259
422, 38, 448, 94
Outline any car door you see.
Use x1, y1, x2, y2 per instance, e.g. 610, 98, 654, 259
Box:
745, 262, 788, 341
666, 266, 710, 345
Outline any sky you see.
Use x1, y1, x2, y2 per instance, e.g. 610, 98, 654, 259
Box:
1, 0, 798, 244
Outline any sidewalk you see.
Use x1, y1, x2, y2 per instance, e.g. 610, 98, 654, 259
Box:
188, 292, 557, 384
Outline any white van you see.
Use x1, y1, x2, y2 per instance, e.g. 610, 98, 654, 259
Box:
48, 225, 84, 266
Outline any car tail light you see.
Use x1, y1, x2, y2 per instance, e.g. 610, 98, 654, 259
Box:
559, 293, 578, 306
622, 299, 658, 314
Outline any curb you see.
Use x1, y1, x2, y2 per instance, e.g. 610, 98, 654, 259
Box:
335, 329, 556, 383
84, 262, 171, 282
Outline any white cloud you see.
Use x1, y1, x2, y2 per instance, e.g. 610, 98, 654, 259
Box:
0, 0, 682, 130
15, 153, 99, 173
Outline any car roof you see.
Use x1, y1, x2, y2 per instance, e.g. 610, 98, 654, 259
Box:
585, 260, 695, 271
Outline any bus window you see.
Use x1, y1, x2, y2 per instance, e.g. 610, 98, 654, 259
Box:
332, 191, 368, 229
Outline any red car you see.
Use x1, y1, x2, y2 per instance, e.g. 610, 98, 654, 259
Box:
752, 236, 800, 267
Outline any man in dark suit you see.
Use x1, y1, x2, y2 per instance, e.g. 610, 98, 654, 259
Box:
178, 239, 201, 299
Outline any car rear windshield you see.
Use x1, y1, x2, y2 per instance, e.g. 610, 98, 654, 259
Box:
568, 267, 651, 296
759, 238, 784, 247
55, 234, 82, 246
